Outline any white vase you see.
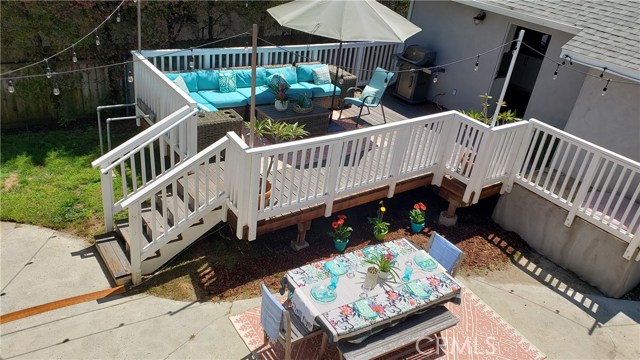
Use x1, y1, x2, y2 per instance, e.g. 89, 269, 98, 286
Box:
378, 270, 390, 281
274, 100, 289, 111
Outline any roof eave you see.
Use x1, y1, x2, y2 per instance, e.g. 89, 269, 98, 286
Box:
560, 50, 640, 83
451, 0, 582, 35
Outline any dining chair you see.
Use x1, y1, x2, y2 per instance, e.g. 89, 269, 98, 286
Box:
337, 67, 395, 128
260, 282, 326, 360
424, 232, 465, 276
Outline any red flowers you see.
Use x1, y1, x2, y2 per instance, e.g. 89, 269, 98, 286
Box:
332, 221, 339, 229
410, 202, 427, 224
328, 214, 353, 240
414, 202, 426, 211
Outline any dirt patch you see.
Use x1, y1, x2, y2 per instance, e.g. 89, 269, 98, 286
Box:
2, 172, 19, 191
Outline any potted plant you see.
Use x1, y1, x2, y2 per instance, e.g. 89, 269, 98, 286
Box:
364, 252, 399, 281
269, 77, 290, 111
327, 214, 352, 251
294, 93, 313, 113
368, 200, 389, 241
409, 202, 426, 233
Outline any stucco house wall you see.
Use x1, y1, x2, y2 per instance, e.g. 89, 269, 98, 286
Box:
564, 70, 640, 162
407, 1, 586, 129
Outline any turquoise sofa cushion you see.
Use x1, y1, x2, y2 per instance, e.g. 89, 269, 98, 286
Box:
236, 86, 276, 105
266, 66, 298, 84
165, 72, 198, 92
285, 83, 313, 100
296, 64, 325, 83
235, 67, 267, 88
196, 70, 219, 91
300, 82, 341, 98
197, 103, 218, 112
188, 92, 209, 105
199, 90, 248, 108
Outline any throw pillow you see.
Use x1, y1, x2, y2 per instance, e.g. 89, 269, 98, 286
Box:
267, 73, 290, 89
359, 85, 379, 105
312, 65, 331, 85
296, 63, 325, 83
266, 66, 297, 84
172, 76, 189, 94
218, 70, 237, 93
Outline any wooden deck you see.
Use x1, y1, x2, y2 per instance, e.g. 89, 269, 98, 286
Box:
332, 87, 446, 127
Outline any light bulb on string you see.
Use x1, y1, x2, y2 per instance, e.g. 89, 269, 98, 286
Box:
72, 50, 78, 63
339, 75, 344, 85
474, 55, 479, 71
599, 68, 606, 78
244, 42, 249, 53
601, 79, 610, 96
8, 80, 15, 94
127, 71, 134, 83
116, 10, 121, 23
189, 49, 194, 69
95, 34, 101, 46
433, 73, 439, 83
53, 83, 60, 96
553, 64, 560, 80
45, 59, 52, 78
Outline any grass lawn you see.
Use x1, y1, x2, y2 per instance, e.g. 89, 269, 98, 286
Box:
1, 125, 137, 239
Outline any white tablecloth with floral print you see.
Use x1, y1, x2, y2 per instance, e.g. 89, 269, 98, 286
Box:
284, 238, 462, 342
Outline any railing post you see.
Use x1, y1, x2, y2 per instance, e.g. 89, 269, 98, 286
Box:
324, 143, 345, 217
128, 201, 142, 284
100, 168, 115, 232
502, 121, 534, 194
187, 112, 197, 157
353, 46, 365, 86
565, 153, 602, 227
246, 154, 261, 241
464, 130, 494, 204
387, 130, 412, 197
432, 114, 458, 186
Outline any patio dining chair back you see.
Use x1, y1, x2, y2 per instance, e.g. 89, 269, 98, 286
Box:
259, 282, 325, 360
337, 67, 395, 128
424, 232, 464, 276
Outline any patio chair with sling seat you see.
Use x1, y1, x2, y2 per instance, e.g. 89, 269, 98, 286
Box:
424, 232, 465, 276
337, 67, 395, 128
259, 282, 327, 360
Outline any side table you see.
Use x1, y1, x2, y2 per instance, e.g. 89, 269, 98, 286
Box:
197, 109, 243, 152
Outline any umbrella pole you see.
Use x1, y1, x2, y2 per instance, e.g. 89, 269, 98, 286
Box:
249, 24, 258, 147
329, 40, 343, 122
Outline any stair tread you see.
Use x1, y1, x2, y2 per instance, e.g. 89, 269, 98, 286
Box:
156, 190, 189, 225
117, 218, 151, 247
94, 232, 132, 285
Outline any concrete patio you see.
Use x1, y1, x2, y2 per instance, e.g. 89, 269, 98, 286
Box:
1, 222, 638, 359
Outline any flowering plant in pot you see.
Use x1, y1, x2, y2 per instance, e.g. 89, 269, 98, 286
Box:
268, 77, 290, 110
364, 252, 399, 280
327, 214, 352, 251
409, 202, 426, 233
368, 201, 389, 241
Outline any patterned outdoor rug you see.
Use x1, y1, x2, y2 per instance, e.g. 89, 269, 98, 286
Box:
229, 287, 545, 360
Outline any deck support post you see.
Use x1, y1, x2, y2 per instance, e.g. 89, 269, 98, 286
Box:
291, 221, 312, 251
438, 201, 458, 227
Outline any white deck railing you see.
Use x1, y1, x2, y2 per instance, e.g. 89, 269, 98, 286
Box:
139, 42, 401, 86
132, 51, 196, 122
513, 119, 640, 260
91, 105, 198, 231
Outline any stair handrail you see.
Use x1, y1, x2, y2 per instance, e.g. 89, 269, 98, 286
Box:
98, 107, 198, 175
91, 105, 193, 169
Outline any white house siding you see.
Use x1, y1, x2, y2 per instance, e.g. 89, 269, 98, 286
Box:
564, 70, 640, 162
407, 0, 585, 129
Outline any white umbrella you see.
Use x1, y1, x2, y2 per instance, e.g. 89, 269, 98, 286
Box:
267, 0, 421, 43
267, 0, 421, 113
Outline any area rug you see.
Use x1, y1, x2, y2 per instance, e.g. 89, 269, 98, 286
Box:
229, 287, 545, 360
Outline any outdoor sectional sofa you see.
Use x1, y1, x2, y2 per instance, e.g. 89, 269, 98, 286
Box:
164, 63, 356, 119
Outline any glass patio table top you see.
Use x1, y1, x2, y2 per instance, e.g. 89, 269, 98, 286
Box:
284, 238, 462, 342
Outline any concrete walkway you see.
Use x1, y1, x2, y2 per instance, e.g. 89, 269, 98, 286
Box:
1, 222, 639, 359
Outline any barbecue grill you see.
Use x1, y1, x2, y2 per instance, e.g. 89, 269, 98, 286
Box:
395, 45, 437, 103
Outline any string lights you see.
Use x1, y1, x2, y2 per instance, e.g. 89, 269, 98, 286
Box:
127, 71, 134, 83
602, 79, 610, 96
189, 49, 195, 69
95, 34, 101, 46
474, 55, 480, 71
45, 60, 52, 79
72, 49, 78, 63
553, 63, 560, 80
8, 80, 15, 94
599, 68, 606, 78
53, 83, 60, 96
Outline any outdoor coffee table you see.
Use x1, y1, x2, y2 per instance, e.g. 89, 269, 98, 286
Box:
283, 238, 462, 343
255, 104, 331, 137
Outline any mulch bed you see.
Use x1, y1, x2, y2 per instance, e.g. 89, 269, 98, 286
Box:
138, 185, 639, 302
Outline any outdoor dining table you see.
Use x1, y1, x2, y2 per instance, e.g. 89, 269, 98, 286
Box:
283, 238, 462, 343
